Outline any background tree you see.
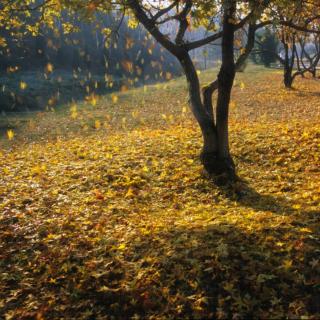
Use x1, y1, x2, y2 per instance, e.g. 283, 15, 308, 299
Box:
253, 28, 279, 67
298, 34, 320, 78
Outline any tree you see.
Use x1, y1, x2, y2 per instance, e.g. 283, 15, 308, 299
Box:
298, 34, 320, 78
254, 28, 279, 67
1, 0, 320, 181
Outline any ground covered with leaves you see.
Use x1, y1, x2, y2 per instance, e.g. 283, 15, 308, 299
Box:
1, 67, 320, 319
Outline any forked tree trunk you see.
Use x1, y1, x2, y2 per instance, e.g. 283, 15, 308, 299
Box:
180, 54, 218, 157
180, 2, 237, 180
129, 0, 237, 181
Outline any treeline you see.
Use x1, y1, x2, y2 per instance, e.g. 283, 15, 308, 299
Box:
0, 15, 180, 80
252, 28, 320, 87
0, 14, 183, 112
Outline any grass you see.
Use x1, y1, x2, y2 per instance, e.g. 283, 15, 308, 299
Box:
0, 65, 320, 319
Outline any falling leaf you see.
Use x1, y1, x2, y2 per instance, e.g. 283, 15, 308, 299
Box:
45, 63, 54, 73
111, 94, 118, 103
95, 120, 101, 129
7, 129, 14, 140
20, 81, 27, 90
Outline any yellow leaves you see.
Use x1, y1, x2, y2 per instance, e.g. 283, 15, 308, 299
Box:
131, 111, 139, 119
0, 36, 7, 47
229, 100, 236, 109
127, 17, 139, 29
7, 129, 14, 140
102, 27, 112, 37
240, 47, 246, 55
45, 63, 54, 73
94, 120, 101, 129
125, 187, 135, 198
86, 94, 98, 106
111, 94, 118, 103
140, 227, 151, 236
20, 81, 27, 90
239, 81, 245, 90
118, 243, 126, 250
3, 167, 10, 175
46, 233, 60, 240
1, 66, 320, 319
48, 278, 57, 284
283, 259, 293, 270
62, 22, 74, 34
70, 103, 78, 119
31, 164, 47, 176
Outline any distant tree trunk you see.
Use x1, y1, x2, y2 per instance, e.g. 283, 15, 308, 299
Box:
282, 35, 295, 88
284, 64, 294, 88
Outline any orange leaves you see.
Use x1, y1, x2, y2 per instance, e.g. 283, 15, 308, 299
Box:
93, 189, 104, 200
121, 60, 134, 74
45, 63, 54, 74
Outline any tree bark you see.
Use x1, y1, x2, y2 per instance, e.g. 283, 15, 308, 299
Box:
215, 1, 236, 176
284, 66, 294, 88
282, 36, 295, 88
179, 53, 218, 158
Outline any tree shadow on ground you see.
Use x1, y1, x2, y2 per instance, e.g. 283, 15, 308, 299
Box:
294, 87, 320, 97
65, 182, 319, 319
97, 209, 320, 319
217, 177, 319, 219
1, 178, 319, 319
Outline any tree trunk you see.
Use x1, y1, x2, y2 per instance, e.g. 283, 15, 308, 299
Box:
214, 1, 236, 177
284, 66, 294, 88
283, 36, 295, 88
179, 53, 218, 162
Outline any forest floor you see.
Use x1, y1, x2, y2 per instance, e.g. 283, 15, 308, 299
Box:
0, 66, 319, 319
